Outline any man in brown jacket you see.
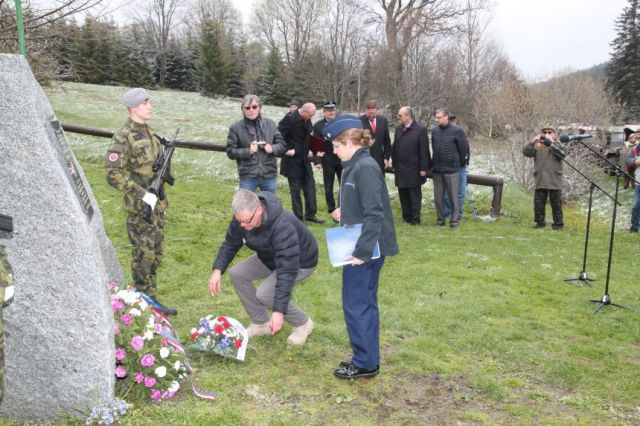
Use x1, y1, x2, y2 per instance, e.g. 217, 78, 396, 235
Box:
522, 125, 565, 230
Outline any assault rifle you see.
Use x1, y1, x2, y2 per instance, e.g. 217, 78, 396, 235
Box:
143, 128, 180, 223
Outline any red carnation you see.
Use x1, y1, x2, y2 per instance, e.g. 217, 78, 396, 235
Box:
214, 325, 224, 334
222, 321, 231, 328
190, 330, 199, 340
216, 316, 226, 322
234, 339, 243, 349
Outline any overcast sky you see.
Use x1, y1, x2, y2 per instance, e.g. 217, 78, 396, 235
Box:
236, 0, 629, 82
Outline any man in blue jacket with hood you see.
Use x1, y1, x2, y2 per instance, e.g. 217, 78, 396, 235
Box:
208, 189, 317, 346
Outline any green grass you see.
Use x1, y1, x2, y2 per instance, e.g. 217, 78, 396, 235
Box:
37, 83, 640, 425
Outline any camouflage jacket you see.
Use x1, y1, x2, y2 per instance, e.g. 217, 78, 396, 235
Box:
0, 244, 13, 306
106, 119, 168, 215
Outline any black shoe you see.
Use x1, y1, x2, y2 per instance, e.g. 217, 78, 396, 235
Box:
450, 222, 459, 228
534, 223, 545, 229
629, 227, 638, 233
150, 295, 177, 316
552, 225, 563, 231
436, 221, 445, 227
334, 363, 379, 379
305, 216, 325, 224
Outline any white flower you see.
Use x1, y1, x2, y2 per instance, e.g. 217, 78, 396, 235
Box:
168, 381, 180, 393
117, 289, 139, 305
160, 347, 170, 359
138, 300, 149, 311
129, 308, 142, 317
148, 316, 156, 327
155, 366, 167, 378
174, 360, 182, 371
143, 330, 154, 341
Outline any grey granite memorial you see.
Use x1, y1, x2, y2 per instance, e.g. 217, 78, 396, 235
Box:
0, 54, 122, 420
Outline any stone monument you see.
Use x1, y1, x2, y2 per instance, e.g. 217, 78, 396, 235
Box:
0, 54, 122, 420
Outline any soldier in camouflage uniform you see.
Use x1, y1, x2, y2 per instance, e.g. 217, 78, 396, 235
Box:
0, 215, 15, 403
105, 88, 177, 316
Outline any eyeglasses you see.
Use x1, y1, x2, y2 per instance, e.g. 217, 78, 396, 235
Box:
244, 105, 260, 111
235, 206, 259, 224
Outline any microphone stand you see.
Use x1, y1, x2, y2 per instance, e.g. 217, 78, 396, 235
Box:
566, 137, 638, 313
549, 147, 617, 287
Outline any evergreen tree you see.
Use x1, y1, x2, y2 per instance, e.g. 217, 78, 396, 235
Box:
606, 0, 640, 121
256, 47, 288, 106
196, 19, 228, 97
226, 43, 247, 98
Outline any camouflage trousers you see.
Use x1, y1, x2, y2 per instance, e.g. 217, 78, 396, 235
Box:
126, 212, 164, 297
0, 244, 11, 403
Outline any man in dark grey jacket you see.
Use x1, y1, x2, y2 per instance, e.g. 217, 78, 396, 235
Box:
208, 189, 318, 346
522, 125, 565, 230
227, 95, 286, 193
431, 108, 468, 228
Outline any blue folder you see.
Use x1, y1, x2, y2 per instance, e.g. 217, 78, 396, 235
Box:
325, 223, 380, 267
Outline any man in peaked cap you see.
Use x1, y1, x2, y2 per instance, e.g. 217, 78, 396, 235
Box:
522, 124, 565, 230
105, 88, 177, 315
313, 102, 342, 215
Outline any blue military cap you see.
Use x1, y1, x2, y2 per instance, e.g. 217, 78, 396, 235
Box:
122, 88, 150, 108
322, 101, 337, 110
321, 115, 363, 142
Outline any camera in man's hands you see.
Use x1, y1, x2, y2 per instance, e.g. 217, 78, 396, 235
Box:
540, 134, 552, 147
256, 141, 266, 150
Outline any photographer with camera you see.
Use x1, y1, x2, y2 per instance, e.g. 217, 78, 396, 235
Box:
227, 95, 286, 193
522, 124, 565, 230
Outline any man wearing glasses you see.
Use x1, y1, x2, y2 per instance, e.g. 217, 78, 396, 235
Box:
208, 189, 317, 346
522, 125, 565, 230
431, 108, 468, 228
226, 94, 285, 193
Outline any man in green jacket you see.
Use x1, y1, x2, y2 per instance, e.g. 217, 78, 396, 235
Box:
522, 125, 565, 230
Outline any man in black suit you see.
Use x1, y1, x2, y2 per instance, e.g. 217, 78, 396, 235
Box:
360, 100, 392, 173
279, 103, 324, 223
391, 106, 431, 225
313, 102, 341, 214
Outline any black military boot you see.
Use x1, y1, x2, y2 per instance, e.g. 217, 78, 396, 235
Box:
150, 295, 177, 316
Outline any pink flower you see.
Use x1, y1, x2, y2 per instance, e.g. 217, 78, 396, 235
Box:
150, 389, 161, 401
141, 353, 155, 367
131, 336, 144, 351
115, 365, 126, 378
108, 281, 118, 290
144, 376, 156, 388
134, 372, 144, 383
115, 348, 126, 361
154, 323, 162, 332
121, 314, 133, 325
114, 322, 120, 335
111, 296, 124, 311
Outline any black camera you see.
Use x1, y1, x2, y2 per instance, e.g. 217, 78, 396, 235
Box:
256, 141, 266, 150
540, 135, 552, 147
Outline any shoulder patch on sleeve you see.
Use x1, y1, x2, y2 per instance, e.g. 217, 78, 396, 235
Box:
106, 143, 125, 167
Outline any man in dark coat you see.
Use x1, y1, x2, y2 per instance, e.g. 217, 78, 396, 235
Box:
226, 94, 285, 193
360, 100, 392, 173
279, 103, 324, 223
391, 106, 431, 225
522, 125, 565, 230
208, 189, 318, 346
431, 108, 469, 228
313, 102, 341, 214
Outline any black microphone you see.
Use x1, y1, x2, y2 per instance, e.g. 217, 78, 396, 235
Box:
559, 134, 593, 143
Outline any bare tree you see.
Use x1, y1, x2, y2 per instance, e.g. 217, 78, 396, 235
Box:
252, 0, 328, 66
136, 0, 180, 87
368, 0, 465, 108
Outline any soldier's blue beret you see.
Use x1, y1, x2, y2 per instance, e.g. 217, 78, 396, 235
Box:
322, 115, 363, 142
122, 88, 151, 108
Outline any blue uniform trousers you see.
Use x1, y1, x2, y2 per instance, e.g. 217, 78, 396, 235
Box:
342, 256, 385, 370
